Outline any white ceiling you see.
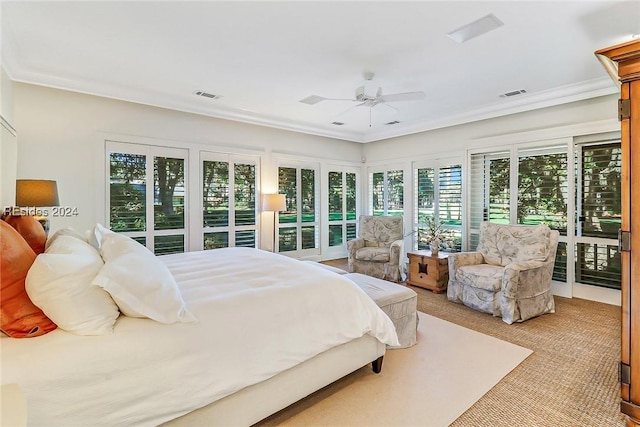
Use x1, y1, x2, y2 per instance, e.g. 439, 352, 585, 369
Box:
1, 1, 638, 143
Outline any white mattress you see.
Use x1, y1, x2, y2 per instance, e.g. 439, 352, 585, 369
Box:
2, 248, 398, 426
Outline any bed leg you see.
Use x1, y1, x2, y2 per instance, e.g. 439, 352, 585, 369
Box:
372, 356, 384, 374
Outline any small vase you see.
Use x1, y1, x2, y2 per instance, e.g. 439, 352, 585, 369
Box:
430, 242, 440, 256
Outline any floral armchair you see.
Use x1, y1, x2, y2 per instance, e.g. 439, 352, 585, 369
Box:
447, 222, 559, 324
347, 215, 404, 282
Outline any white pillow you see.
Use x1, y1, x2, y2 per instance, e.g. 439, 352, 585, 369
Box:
25, 235, 120, 335
91, 231, 195, 324
87, 223, 114, 249
45, 227, 88, 251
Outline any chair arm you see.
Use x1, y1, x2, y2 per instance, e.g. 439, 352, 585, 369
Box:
347, 238, 365, 258
389, 239, 404, 265
447, 251, 485, 282
502, 259, 554, 299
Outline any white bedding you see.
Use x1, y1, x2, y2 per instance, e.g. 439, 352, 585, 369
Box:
2, 247, 398, 426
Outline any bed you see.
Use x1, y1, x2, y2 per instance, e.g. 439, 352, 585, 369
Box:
0, 218, 399, 426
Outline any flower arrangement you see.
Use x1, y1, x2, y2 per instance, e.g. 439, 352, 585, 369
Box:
419, 216, 453, 254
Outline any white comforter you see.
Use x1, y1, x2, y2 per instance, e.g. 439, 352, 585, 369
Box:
2, 248, 398, 426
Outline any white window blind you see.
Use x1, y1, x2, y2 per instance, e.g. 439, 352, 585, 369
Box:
202, 157, 257, 249
278, 165, 319, 253
107, 143, 187, 255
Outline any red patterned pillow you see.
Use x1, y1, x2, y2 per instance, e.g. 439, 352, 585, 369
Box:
0, 221, 57, 337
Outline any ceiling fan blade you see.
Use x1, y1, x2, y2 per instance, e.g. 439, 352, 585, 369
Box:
300, 95, 357, 105
337, 102, 366, 117
379, 91, 426, 103
381, 103, 399, 112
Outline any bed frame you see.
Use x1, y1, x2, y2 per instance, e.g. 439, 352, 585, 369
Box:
164, 334, 385, 426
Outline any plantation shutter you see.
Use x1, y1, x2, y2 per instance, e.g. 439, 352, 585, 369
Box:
516, 148, 568, 232
438, 165, 462, 251
579, 143, 622, 239
575, 141, 622, 289
468, 151, 509, 250
516, 147, 568, 282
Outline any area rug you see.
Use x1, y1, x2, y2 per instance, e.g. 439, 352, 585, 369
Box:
263, 312, 532, 426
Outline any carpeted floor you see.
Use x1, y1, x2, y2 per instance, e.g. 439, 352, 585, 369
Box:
259, 312, 531, 427
311, 259, 625, 426
415, 287, 623, 426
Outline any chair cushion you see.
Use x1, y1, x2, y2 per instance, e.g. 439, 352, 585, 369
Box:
477, 222, 551, 266
496, 224, 550, 265
456, 264, 504, 292
356, 246, 391, 262
476, 222, 503, 265
359, 215, 403, 246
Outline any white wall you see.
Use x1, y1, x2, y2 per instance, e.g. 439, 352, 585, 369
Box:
1, 66, 17, 208
13, 83, 364, 239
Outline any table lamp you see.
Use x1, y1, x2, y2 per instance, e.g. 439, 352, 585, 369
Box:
15, 179, 60, 234
261, 193, 286, 252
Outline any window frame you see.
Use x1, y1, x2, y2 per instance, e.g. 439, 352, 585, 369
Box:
277, 161, 320, 257
466, 135, 621, 293
106, 141, 189, 254
200, 151, 260, 250
325, 166, 360, 258
412, 160, 463, 251
367, 167, 405, 216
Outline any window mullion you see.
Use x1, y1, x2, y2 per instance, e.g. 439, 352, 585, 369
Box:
146, 153, 155, 252
228, 161, 236, 246
509, 148, 519, 224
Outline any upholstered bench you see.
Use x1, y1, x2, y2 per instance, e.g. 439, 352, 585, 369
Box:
302, 260, 348, 275
344, 273, 418, 348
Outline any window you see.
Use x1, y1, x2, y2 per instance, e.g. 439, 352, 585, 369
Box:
414, 164, 462, 250
468, 138, 621, 290
370, 169, 403, 216
517, 148, 568, 281
107, 142, 187, 255
575, 142, 622, 289
202, 154, 258, 250
517, 149, 568, 231
328, 169, 358, 248
278, 165, 319, 254
468, 151, 510, 249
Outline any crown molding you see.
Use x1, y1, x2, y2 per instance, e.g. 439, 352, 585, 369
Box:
363, 77, 619, 143
5, 61, 618, 144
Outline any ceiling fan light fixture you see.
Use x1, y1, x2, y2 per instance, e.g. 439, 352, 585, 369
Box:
447, 13, 504, 43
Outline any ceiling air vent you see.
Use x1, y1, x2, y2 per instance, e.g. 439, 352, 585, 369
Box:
500, 89, 527, 98
385, 120, 400, 125
194, 90, 222, 100
332, 121, 345, 126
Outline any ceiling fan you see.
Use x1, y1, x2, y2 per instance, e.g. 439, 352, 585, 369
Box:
299, 72, 426, 127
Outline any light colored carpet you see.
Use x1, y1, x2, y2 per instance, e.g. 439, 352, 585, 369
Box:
260, 312, 532, 426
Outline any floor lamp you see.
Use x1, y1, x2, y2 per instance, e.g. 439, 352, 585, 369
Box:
261, 194, 286, 252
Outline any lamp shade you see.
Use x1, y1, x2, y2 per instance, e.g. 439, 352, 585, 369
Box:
15, 180, 60, 207
261, 194, 286, 212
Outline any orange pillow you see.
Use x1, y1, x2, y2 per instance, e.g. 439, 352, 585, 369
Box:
4, 215, 47, 254
0, 221, 57, 338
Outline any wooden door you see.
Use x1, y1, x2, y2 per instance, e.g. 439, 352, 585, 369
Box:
596, 39, 640, 426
